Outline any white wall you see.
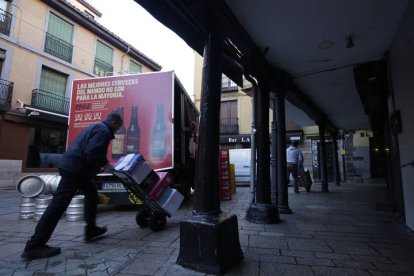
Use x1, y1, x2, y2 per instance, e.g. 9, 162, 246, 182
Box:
390, 1, 414, 230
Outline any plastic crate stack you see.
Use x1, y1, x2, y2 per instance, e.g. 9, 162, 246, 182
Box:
114, 154, 184, 215
219, 149, 232, 201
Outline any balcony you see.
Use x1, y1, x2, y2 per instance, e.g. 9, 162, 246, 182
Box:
94, 57, 113, 77
44, 32, 73, 63
221, 75, 238, 92
31, 89, 69, 115
0, 79, 13, 111
220, 117, 239, 134
0, 8, 12, 36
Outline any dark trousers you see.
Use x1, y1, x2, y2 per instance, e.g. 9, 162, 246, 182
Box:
287, 163, 299, 191
25, 169, 98, 250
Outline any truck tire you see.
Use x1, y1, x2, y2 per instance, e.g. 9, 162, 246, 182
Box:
136, 209, 150, 227
149, 213, 166, 231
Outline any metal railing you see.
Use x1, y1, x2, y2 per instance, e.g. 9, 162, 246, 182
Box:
94, 57, 113, 77
220, 117, 239, 134
0, 8, 12, 36
44, 32, 73, 63
221, 75, 238, 92
0, 79, 13, 111
31, 89, 70, 115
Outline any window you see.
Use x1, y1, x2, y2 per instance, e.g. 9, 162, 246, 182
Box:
94, 40, 113, 76
129, 60, 142, 74
32, 67, 69, 114
220, 100, 239, 134
44, 13, 74, 63
0, 0, 12, 36
26, 128, 66, 168
221, 75, 238, 92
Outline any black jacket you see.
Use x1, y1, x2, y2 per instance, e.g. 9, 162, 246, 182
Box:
58, 122, 115, 176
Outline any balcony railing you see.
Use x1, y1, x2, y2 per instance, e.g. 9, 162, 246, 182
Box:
31, 89, 70, 115
44, 32, 73, 63
0, 79, 13, 111
220, 117, 239, 134
0, 8, 12, 36
94, 57, 113, 77
221, 75, 238, 92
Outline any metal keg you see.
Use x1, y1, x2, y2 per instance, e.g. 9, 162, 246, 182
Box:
16, 175, 45, 197
66, 195, 85, 222
34, 195, 53, 222
38, 174, 61, 194
19, 197, 35, 220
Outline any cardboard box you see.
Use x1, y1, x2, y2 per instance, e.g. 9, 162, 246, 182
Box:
157, 187, 184, 216
148, 172, 173, 200
114, 154, 159, 191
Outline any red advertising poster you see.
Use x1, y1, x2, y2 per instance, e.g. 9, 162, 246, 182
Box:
68, 71, 174, 170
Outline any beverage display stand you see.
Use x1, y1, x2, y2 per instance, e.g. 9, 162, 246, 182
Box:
219, 149, 232, 201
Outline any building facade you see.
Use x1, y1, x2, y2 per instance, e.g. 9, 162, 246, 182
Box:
0, 0, 160, 186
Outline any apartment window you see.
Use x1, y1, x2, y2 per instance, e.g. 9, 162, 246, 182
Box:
129, 60, 142, 74
94, 41, 113, 76
44, 13, 74, 63
221, 75, 238, 92
32, 67, 69, 114
220, 100, 239, 134
0, 0, 12, 36
26, 128, 66, 168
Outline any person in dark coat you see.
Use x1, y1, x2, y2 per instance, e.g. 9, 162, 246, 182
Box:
21, 113, 122, 260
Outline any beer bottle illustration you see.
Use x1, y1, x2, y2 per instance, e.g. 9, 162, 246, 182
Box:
152, 104, 167, 158
126, 105, 140, 154
111, 107, 126, 159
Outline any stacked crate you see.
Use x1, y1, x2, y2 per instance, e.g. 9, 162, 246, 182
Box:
114, 154, 184, 215
219, 149, 232, 201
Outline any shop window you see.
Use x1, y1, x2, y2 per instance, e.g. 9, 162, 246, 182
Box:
26, 127, 66, 168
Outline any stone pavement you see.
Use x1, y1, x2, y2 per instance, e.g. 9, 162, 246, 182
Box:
0, 180, 414, 275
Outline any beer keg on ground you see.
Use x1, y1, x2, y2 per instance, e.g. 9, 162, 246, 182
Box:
66, 195, 84, 222
19, 197, 35, 220
34, 195, 53, 221
16, 175, 46, 197
38, 174, 61, 194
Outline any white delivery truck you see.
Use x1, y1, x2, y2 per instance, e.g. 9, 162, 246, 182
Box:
229, 148, 251, 184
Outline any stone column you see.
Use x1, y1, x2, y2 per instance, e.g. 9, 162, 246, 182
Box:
276, 91, 292, 213
246, 78, 279, 223
332, 133, 341, 186
319, 122, 329, 192
177, 23, 243, 275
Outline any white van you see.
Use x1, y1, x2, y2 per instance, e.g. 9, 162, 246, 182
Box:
229, 149, 251, 184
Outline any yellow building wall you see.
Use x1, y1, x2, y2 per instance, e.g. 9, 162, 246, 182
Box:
13, 0, 48, 50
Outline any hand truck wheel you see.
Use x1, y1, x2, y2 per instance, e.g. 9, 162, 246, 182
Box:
136, 209, 150, 227
149, 213, 166, 231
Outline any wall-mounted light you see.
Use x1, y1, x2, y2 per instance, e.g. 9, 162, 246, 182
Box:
346, 35, 354, 48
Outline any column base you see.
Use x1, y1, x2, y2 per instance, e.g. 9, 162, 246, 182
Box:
177, 211, 243, 274
278, 205, 293, 214
246, 203, 280, 223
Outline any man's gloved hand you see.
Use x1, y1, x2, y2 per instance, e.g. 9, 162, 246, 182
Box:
103, 163, 115, 173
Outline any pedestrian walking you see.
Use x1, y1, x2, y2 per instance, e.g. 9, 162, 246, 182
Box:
286, 140, 304, 193
21, 112, 122, 260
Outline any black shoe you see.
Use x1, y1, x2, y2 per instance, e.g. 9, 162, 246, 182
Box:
85, 226, 107, 243
21, 245, 61, 260
294, 190, 300, 193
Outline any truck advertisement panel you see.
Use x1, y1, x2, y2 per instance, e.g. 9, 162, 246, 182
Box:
68, 71, 174, 170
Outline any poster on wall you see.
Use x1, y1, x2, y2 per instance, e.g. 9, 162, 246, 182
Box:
68, 71, 174, 170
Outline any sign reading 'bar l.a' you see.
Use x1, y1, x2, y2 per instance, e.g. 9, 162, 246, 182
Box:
220, 131, 303, 144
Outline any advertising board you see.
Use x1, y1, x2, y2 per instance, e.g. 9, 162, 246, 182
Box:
68, 71, 174, 170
